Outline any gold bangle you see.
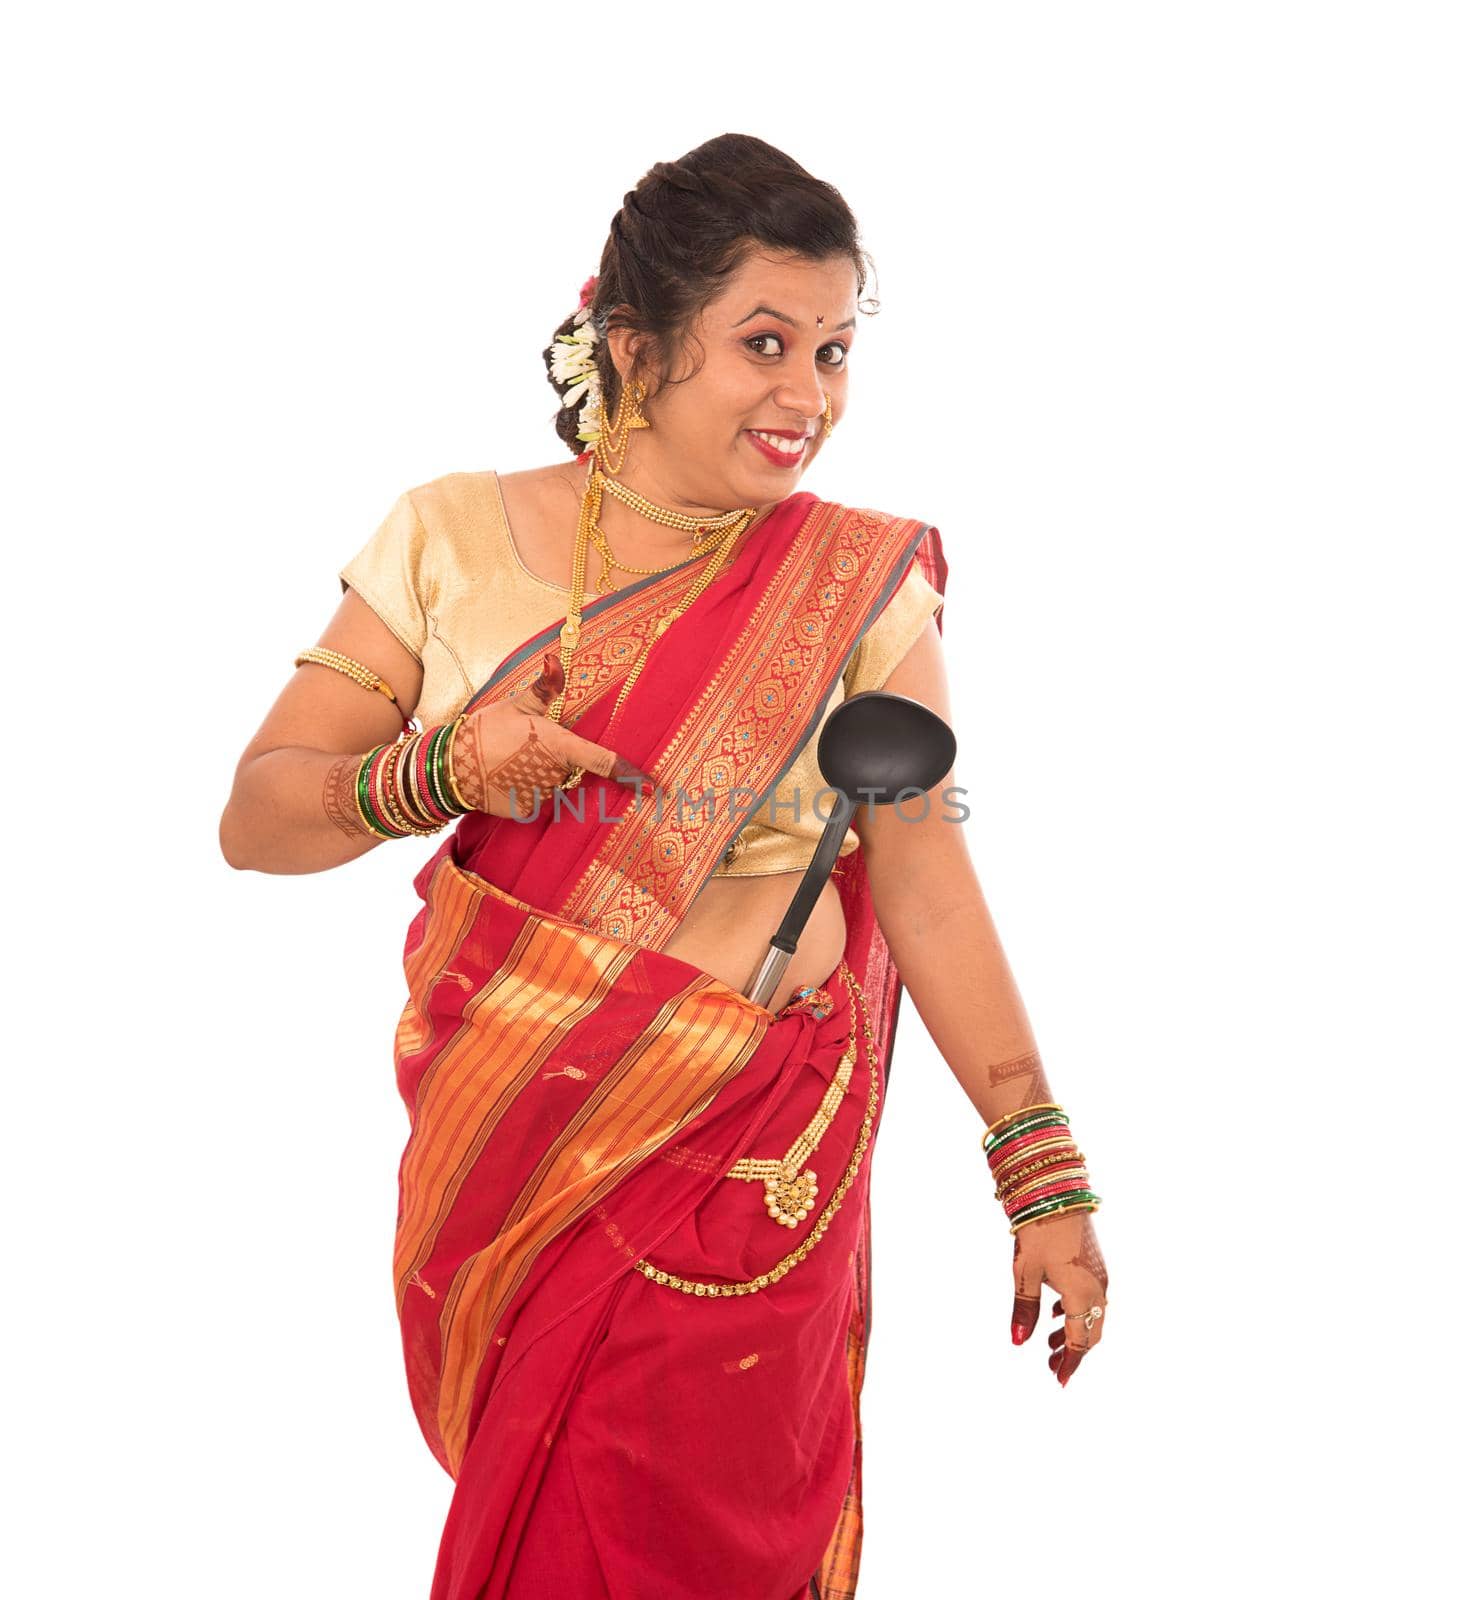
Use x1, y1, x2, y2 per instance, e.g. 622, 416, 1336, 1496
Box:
352, 749, 397, 841
394, 730, 437, 831
1009, 1197, 1101, 1236
393, 738, 441, 836
989, 1134, 1078, 1178
295, 646, 401, 707
994, 1149, 1087, 1197
443, 714, 472, 813
983, 1101, 1067, 1140
1003, 1167, 1092, 1207
375, 734, 438, 838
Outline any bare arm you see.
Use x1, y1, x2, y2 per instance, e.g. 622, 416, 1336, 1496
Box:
851, 617, 1056, 1124
218, 587, 426, 874
219, 589, 658, 876
851, 618, 1109, 1374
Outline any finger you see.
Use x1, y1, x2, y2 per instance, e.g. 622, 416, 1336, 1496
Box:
1011, 1236, 1044, 1344
1047, 1326, 1065, 1351
1055, 1294, 1103, 1388
506, 655, 657, 793
1011, 1296, 1041, 1345
504, 651, 565, 716
549, 725, 658, 792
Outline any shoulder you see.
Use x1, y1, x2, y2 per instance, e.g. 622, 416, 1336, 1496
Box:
826, 502, 946, 694
397, 468, 504, 538
811, 497, 942, 576
339, 470, 504, 621
811, 496, 945, 598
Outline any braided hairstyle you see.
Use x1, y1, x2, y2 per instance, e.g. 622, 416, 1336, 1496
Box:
542, 133, 877, 457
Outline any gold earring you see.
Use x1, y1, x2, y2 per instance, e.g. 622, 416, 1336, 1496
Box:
822, 392, 834, 438
595, 377, 651, 476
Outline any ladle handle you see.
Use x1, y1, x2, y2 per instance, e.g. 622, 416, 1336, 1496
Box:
772, 794, 856, 950
742, 796, 856, 1009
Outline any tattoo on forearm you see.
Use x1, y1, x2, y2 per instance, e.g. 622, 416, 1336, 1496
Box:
324, 755, 371, 841
988, 1049, 1051, 1108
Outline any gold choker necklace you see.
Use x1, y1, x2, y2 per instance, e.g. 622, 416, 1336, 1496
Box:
589, 469, 751, 592
596, 468, 751, 536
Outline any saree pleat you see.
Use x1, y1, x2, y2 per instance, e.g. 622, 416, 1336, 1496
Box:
387, 489, 948, 1598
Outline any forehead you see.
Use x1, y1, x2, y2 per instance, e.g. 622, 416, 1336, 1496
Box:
708, 249, 858, 320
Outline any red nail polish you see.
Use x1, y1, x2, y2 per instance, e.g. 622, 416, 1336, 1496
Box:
1011, 1323, 1027, 1344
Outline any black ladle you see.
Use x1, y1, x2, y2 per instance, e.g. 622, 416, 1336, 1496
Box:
742, 691, 957, 1009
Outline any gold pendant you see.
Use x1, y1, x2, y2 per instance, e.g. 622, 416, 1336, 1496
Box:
763, 1167, 819, 1228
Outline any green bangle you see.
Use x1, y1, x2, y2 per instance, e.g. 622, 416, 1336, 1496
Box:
428, 722, 469, 816
1009, 1190, 1102, 1229
356, 744, 399, 839
984, 1112, 1070, 1154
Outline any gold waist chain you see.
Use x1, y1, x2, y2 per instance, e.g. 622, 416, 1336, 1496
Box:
726, 1032, 857, 1228
635, 964, 879, 1299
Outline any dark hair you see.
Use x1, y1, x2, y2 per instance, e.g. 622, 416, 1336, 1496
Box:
542, 133, 877, 456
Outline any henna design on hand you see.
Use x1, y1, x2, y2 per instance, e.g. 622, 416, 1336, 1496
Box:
1067, 1210, 1109, 1292
447, 651, 657, 820
324, 755, 373, 840
484, 718, 572, 818
451, 716, 489, 813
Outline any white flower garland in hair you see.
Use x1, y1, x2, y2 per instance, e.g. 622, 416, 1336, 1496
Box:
550, 275, 603, 449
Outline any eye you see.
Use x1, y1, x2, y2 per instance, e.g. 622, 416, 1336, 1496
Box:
745, 333, 850, 368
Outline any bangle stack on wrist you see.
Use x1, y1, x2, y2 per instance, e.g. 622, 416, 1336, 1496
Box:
354, 717, 472, 840
982, 1101, 1101, 1235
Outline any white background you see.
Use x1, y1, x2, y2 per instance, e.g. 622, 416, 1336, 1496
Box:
6, 4, 1468, 1595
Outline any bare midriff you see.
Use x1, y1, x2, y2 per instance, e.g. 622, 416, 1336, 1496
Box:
497, 464, 847, 1017
664, 870, 848, 1016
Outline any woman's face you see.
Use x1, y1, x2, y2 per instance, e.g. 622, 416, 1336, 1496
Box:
613, 249, 858, 511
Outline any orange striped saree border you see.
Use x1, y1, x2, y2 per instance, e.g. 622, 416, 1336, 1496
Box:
559, 502, 931, 946
393, 853, 772, 1477
393, 848, 486, 1065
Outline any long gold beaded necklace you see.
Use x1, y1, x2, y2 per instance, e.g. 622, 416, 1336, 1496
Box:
545, 461, 759, 781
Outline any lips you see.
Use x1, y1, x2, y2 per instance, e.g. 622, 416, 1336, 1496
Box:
745, 429, 809, 468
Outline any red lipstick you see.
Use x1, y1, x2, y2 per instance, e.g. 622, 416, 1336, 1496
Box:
745, 430, 809, 469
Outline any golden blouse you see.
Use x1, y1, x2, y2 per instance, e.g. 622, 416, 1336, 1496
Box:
339, 471, 944, 878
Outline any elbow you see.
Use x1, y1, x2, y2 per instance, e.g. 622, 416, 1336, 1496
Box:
218, 802, 255, 872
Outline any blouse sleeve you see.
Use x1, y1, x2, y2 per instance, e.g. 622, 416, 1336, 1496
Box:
337, 490, 432, 661
843, 556, 945, 695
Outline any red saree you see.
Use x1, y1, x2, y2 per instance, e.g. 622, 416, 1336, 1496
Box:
390, 489, 948, 1598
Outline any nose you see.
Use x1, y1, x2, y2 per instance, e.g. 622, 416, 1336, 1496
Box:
774, 369, 827, 427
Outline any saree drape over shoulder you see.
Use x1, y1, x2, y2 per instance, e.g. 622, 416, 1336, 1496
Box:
388, 489, 948, 1599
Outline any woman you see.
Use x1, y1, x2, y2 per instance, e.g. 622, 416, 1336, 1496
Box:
220, 133, 1109, 1600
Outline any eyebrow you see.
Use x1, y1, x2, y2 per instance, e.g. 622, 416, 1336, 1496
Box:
732, 304, 857, 333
